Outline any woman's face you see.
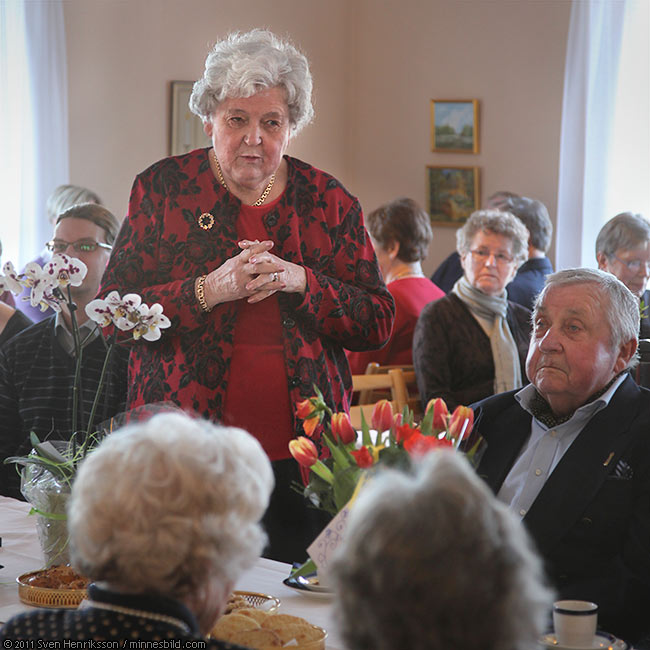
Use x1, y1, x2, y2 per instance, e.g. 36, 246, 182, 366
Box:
597, 241, 650, 297
205, 86, 291, 194
460, 230, 518, 296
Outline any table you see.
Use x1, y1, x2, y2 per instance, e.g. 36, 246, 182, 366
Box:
0, 496, 343, 648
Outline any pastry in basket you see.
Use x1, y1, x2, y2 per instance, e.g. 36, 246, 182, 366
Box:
24, 565, 89, 590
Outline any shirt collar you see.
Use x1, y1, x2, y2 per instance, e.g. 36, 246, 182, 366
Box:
515, 372, 627, 428
54, 311, 100, 355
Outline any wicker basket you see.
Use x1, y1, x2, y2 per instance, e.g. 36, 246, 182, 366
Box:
231, 590, 281, 613
17, 571, 87, 609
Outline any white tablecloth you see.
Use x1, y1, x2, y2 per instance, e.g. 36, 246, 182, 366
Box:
0, 496, 343, 648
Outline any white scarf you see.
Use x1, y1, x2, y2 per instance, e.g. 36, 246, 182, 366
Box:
452, 276, 522, 393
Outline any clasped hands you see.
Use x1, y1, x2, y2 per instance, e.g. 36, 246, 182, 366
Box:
201, 239, 306, 309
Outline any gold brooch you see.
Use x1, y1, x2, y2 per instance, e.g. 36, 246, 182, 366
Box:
197, 213, 215, 230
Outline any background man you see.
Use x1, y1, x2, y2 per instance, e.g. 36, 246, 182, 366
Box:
473, 268, 650, 646
0, 203, 128, 499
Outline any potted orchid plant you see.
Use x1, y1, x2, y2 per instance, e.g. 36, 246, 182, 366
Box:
0, 257, 170, 565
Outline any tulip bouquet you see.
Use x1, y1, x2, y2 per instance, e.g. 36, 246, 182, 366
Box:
289, 388, 482, 518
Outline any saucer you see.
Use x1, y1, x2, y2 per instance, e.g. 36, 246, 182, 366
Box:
283, 575, 333, 599
541, 632, 628, 649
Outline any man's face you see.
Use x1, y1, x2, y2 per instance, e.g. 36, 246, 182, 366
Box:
526, 284, 634, 415
52, 217, 111, 302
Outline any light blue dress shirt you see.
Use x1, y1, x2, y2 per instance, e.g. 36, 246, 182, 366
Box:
497, 373, 627, 519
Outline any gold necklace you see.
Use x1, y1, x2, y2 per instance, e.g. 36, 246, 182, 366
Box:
211, 149, 275, 207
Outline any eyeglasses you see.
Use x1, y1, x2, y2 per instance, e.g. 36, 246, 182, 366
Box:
609, 253, 650, 274
46, 239, 113, 254
468, 248, 514, 266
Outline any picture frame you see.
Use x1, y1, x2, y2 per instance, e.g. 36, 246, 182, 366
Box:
426, 165, 480, 226
430, 99, 479, 153
169, 81, 211, 156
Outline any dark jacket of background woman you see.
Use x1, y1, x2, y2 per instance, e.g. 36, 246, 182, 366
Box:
414, 293, 531, 410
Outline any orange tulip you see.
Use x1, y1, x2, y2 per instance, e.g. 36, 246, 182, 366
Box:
425, 397, 449, 431
296, 398, 317, 419
371, 399, 393, 432
302, 415, 321, 438
331, 412, 356, 445
447, 405, 474, 441
289, 437, 319, 468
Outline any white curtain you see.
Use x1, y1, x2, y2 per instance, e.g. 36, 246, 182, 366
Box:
556, 0, 626, 270
0, 0, 68, 269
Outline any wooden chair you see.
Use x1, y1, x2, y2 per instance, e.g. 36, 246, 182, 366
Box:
356, 363, 422, 421
349, 367, 413, 430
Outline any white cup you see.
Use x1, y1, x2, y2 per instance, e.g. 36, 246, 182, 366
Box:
553, 600, 598, 647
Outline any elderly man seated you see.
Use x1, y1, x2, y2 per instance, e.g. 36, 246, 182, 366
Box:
473, 268, 650, 646
330, 451, 553, 650
0, 411, 274, 642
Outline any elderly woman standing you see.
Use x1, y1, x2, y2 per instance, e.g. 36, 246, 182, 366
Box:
596, 212, 650, 339
347, 197, 444, 373
98, 29, 394, 562
330, 451, 553, 650
0, 412, 273, 642
414, 210, 530, 410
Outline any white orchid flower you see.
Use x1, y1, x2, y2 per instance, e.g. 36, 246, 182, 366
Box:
44, 253, 87, 289
23, 262, 60, 310
132, 303, 171, 341
112, 293, 143, 331
0, 261, 24, 295
85, 297, 114, 327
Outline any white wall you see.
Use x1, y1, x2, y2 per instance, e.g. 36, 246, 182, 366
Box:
64, 0, 571, 275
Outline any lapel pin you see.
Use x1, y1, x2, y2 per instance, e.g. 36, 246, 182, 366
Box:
603, 452, 615, 467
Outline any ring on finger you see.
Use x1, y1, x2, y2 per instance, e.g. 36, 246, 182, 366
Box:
272, 272, 279, 283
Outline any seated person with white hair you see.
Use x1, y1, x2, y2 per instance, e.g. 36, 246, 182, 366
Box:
595, 211, 650, 339
0, 411, 274, 643
329, 451, 553, 650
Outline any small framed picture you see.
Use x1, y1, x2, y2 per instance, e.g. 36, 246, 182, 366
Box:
426, 165, 480, 226
169, 81, 212, 156
430, 99, 479, 153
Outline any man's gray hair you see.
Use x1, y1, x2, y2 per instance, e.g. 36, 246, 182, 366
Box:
190, 29, 313, 136
330, 451, 553, 650
456, 209, 529, 266
68, 412, 274, 598
595, 212, 650, 258
533, 268, 640, 368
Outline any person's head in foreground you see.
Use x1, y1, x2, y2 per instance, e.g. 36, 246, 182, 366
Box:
457, 209, 529, 297
528, 268, 639, 417
595, 212, 650, 298
365, 197, 433, 282
68, 411, 274, 635
329, 451, 553, 650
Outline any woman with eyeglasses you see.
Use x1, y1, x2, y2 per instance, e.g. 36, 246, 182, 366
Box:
414, 210, 531, 410
596, 212, 650, 339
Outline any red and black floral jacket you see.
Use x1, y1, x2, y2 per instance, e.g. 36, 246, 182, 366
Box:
98, 150, 395, 440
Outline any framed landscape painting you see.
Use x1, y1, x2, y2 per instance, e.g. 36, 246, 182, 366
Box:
426, 165, 480, 226
430, 99, 479, 153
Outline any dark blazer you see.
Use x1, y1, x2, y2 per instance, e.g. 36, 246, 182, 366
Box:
473, 376, 650, 644
506, 256, 554, 311
413, 293, 531, 411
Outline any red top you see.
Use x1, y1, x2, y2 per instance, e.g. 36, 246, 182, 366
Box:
223, 199, 293, 460
347, 276, 444, 373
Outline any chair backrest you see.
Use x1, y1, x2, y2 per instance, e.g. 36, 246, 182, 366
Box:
634, 339, 650, 388
350, 367, 415, 430
355, 363, 422, 420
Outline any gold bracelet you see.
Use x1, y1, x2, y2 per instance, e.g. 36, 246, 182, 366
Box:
195, 275, 212, 313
